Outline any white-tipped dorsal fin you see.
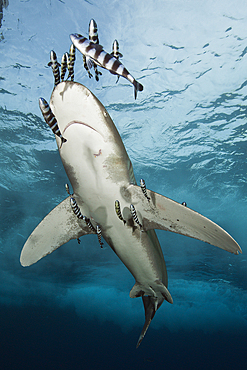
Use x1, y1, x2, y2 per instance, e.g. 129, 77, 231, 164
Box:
20, 197, 95, 267
127, 184, 242, 255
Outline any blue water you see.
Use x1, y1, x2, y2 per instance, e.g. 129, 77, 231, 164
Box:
1, 0, 247, 369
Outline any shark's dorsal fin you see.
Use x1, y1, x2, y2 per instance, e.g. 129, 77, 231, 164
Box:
20, 197, 95, 267
127, 184, 242, 255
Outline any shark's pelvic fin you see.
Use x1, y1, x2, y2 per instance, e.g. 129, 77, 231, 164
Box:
130, 281, 173, 304
20, 197, 95, 267
127, 184, 242, 255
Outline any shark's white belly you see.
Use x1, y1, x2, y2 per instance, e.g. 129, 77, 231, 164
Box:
58, 121, 167, 291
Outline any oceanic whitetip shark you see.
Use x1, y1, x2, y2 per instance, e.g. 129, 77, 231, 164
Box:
20, 81, 241, 348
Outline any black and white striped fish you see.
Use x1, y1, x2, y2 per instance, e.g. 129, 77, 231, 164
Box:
70, 33, 144, 99
65, 183, 71, 195
115, 200, 126, 224
60, 53, 68, 82
96, 225, 104, 248
89, 18, 99, 44
70, 198, 96, 234
39, 98, 67, 146
85, 217, 96, 232
70, 197, 84, 219
67, 44, 76, 81
130, 204, 142, 228
48, 50, 60, 86
140, 178, 150, 202
111, 40, 123, 59
111, 40, 123, 83
83, 19, 102, 81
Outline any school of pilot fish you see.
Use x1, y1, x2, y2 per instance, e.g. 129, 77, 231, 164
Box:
21, 18, 242, 349
48, 19, 143, 99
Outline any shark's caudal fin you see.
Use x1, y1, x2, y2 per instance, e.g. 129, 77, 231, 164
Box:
126, 184, 242, 255
136, 296, 161, 348
130, 281, 173, 347
20, 197, 95, 267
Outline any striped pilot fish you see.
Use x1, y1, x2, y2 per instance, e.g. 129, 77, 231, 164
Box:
111, 40, 123, 83
115, 200, 126, 224
140, 178, 150, 202
67, 44, 76, 81
111, 40, 123, 59
60, 53, 68, 82
89, 18, 99, 44
39, 97, 67, 146
48, 50, 60, 86
96, 225, 104, 248
70, 197, 84, 219
83, 19, 102, 81
70, 197, 96, 232
70, 33, 144, 99
130, 204, 142, 228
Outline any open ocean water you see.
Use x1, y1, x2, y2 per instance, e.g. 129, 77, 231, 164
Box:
0, 0, 247, 369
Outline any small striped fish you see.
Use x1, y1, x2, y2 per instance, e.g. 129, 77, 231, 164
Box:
39, 98, 67, 146
111, 40, 123, 59
60, 53, 68, 82
96, 225, 104, 248
83, 19, 102, 81
70, 197, 84, 219
65, 183, 71, 195
89, 18, 99, 44
111, 40, 123, 83
130, 204, 142, 228
70, 33, 144, 99
115, 200, 126, 224
48, 50, 60, 86
140, 178, 150, 202
67, 44, 76, 81
85, 217, 96, 232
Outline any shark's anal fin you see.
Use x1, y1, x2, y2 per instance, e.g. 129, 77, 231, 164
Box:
127, 184, 242, 255
20, 196, 95, 267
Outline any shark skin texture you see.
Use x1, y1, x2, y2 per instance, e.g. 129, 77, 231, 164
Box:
20, 81, 241, 348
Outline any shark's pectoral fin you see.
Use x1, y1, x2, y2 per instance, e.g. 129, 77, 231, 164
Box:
20, 196, 95, 267
127, 184, 242, 255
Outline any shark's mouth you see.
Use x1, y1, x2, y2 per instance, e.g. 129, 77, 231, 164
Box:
63, 120, 100, 135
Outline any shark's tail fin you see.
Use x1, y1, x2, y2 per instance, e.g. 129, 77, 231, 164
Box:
130, 280, 173, 348
133, 80, 144, 99
136, 296, 156, 348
